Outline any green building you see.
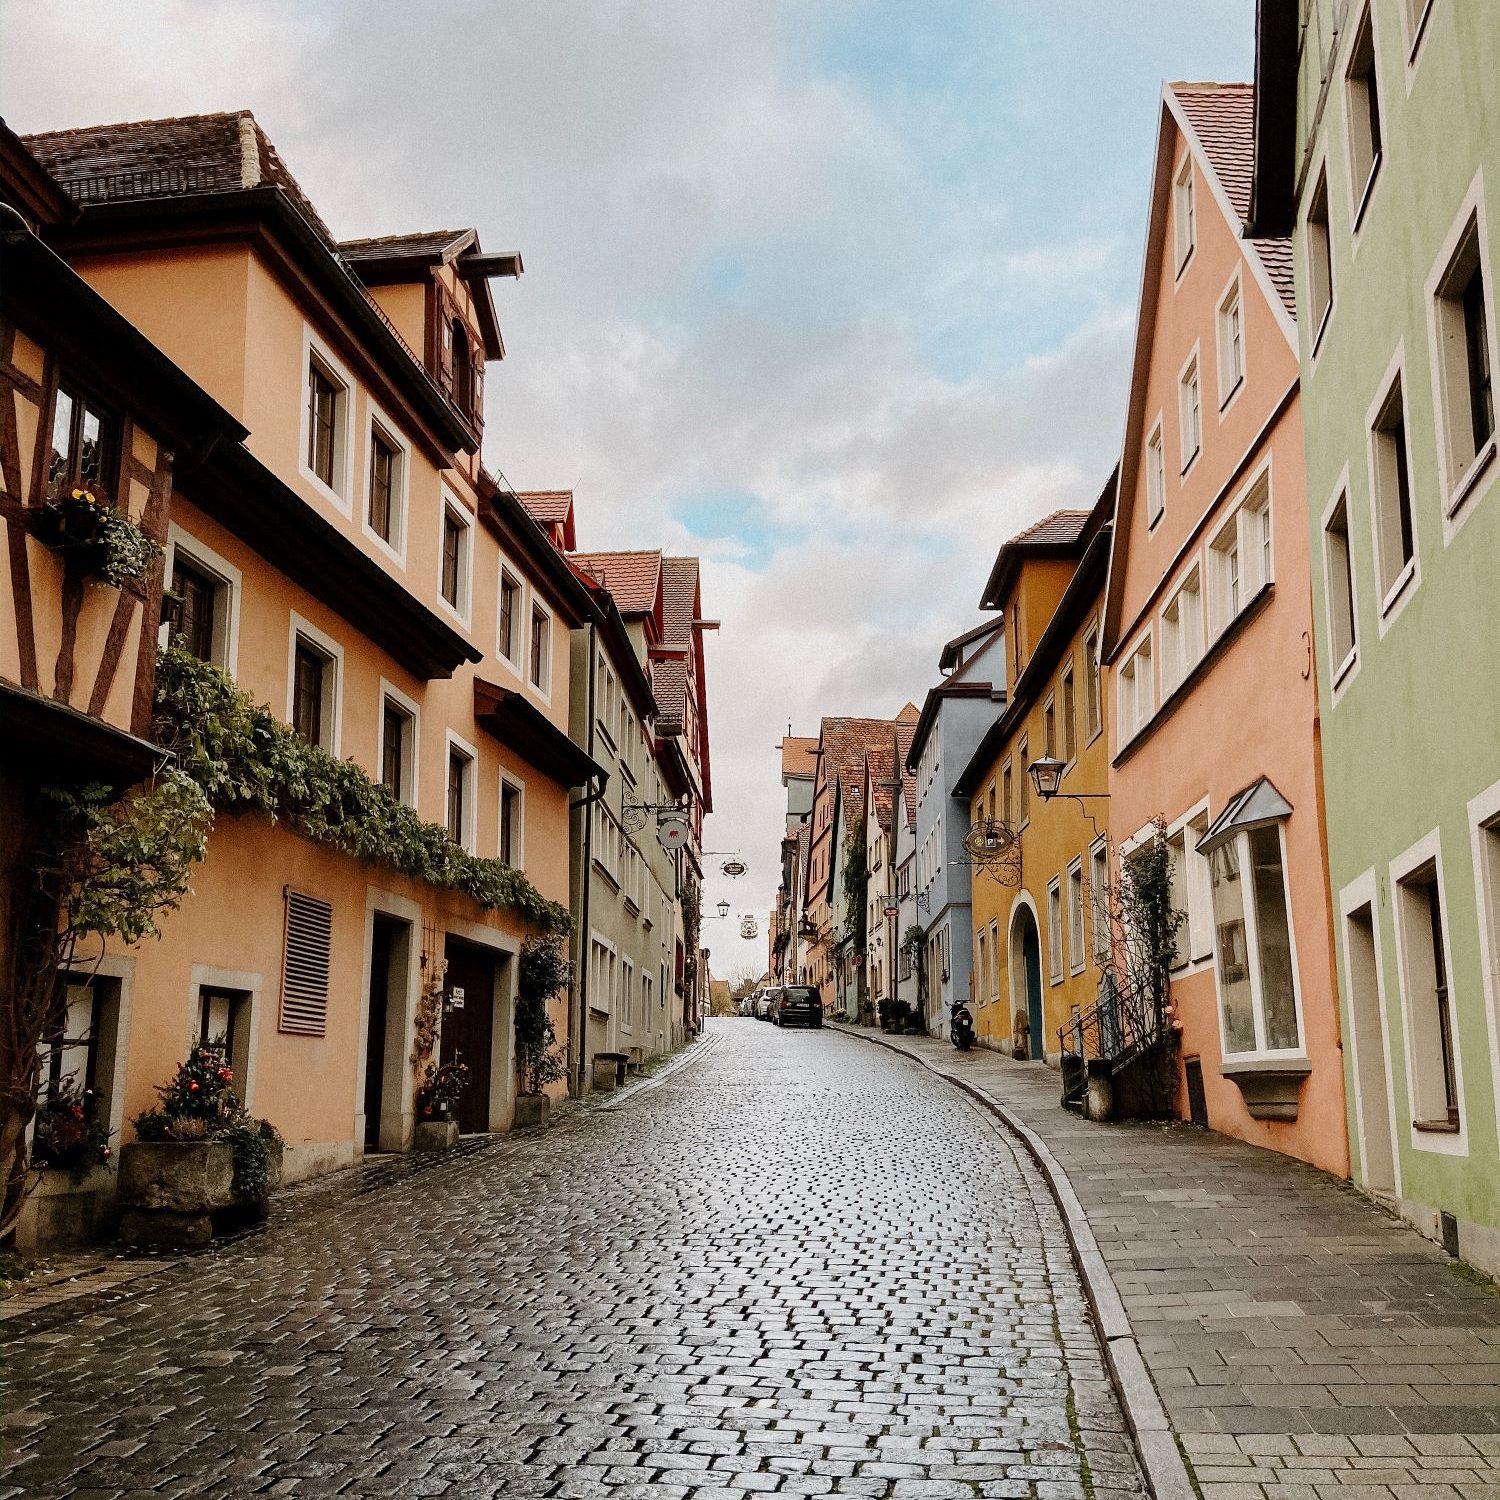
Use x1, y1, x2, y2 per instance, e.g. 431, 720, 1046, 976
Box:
1252, 1, 1500, 1272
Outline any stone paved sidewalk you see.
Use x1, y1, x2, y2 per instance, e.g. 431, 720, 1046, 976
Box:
835, 1027, 1500, 1500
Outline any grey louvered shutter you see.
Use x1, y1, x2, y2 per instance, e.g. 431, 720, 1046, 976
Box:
280, 890, 332, 1035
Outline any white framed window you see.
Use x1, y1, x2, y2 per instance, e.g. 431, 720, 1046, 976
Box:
1067, 859, 1085, 975
164, 524, 240, 675
1321, 481, 1359, 692
1207, 821, 1304, 1060
1391, 834, 1464, 1145
1164, 804, 1212, 969
1017, 735, 1030, 826
444, 731, 477, 852
1043, 694, 1057, 760
287, 613, 343, 755
1060, 661, 1077, 765
1471, 784, 1500, 1146
976, 927, 989, 1006
1178, 350, 1202, 473
363, 406, 408, 563
1047, 877, 1064, 984
529, 600, 553, 697
378, 680, 420, 808
1082, 623, 1102, 742
1306, 168, 1334, 354
1426, 183, 1496, 521
620, 957, 635, 1033
298, 327, 354, 512
1145, 421, 1166, 529
1366, 354, 1419, 619
437, 493, 473, 624
1160, 564, 1204, 698
987, 918, 1000, 1000
1207, 469, 1272, 638
1173, 153, 1196, 274
497, 563, 523, 668
1089, 838, 1110, 963
1117, 634, 1154, 743
1344, 4, 1384, 231
588, 935, 616, 1017
499, 773, 524, 867
1216, 272, 1245, 409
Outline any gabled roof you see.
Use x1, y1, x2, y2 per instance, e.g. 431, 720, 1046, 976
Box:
517, 490, 576, 551
979, 508, 1092, 611
867, 719, 920, 835
25, 110, 335, 242
938, 616, 1005, 674
819, 709, 919, 811
1173, 84, 1295, 317
571, 550, 662, 618
1101, 82, 1297, 656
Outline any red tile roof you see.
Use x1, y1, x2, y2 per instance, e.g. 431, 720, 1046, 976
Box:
517, 490, 574, 526
781, 736, 819, 779
570, 550, 661, 617
1172, 83, 1296, 317
819, 707, 921, 814
25, 110, 335, 245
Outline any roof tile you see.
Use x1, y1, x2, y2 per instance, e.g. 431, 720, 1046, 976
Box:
1172, 83, 1296, 318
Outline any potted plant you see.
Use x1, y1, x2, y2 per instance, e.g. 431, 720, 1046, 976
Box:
118, 1041, 282, 1248
34, 487, 109, 549
31, 1079, 114, 1182
413, 1060, 469, 1150
513, 935, 571, 1127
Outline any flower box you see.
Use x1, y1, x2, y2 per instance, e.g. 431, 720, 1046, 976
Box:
513, 1094, 550, 1129
34, 492, 107, 550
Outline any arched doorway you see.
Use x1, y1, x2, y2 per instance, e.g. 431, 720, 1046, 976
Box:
1009, 904, 1045, 1061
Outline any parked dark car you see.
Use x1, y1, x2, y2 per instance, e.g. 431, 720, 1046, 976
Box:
772, 985, 823, 1029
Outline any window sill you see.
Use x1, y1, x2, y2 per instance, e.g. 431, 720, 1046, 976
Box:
1330, 646, 1359, 694
1220, 1053, 1312, 1122
1444, 436, 1496, 521
1412, 1116, 1460, 1135
1378, 557, 1418, 622
1180, 447, 1201, 480
1406, 0, 1435, 65
592, 862, 620, 891
1350, 154, 1383, 237
1309, 302, 1333, 363
1218, 375, 1244, 414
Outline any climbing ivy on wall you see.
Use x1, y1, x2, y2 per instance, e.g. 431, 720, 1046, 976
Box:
152, 648, 570, 934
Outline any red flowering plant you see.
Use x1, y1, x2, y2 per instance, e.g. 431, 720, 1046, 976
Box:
134, 1040, 284, 1203
31, 1077, 114, 1183
415, 1060, 470, 1121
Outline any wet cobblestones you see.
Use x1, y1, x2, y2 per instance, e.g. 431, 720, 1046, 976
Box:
1, 1021, 1145, 1498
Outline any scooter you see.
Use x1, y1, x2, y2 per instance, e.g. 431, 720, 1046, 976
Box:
950, 997, 975, 1051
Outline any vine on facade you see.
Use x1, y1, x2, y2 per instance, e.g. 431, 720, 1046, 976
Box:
153, 648, 570, 934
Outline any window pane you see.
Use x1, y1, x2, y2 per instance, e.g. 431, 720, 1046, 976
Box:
1463, 266, 1495, 450
499, 575, 517, 658
293, 644, 324, 746
1211, 839, 1256, 1054
369, 435, 395, 541
382, 702, 405, 795
441, 512, 463, 607
173, 558, 218, 663
78, 405, 107, 488
1248, 826, 1299, 1050
48, 389, 76, 495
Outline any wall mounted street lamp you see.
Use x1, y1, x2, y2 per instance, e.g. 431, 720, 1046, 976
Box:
1027, 756, 1109, 836
716, 899, 731, 919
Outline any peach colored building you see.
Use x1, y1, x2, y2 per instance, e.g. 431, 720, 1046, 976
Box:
1102, 85, 1347, 1174
15, 113, 608, 1209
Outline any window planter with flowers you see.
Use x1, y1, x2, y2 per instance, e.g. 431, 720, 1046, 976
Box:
118, 1041, 283, 1249
33, 488, 162, 589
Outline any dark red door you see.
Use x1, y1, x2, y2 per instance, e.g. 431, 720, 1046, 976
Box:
439, 938, 496, 1134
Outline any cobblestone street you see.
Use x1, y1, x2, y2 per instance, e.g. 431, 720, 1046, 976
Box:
0, 1021, 1145, 1499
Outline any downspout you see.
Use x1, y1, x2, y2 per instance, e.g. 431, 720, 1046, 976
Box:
569, 615, 601, 1097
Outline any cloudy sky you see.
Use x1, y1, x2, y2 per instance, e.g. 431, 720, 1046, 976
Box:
3, 0, 1252, 978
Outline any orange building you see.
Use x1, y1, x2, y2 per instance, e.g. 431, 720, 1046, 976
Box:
1102, 86, 1345, 1172
14, 112, 610, 1214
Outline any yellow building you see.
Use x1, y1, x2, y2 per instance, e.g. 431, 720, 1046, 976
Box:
955, 481, 1113, 1062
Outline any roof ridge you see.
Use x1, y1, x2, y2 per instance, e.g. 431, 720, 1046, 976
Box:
22, 108, 252, 143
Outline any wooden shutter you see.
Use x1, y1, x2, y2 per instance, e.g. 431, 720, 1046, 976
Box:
280, 889, 332, 1035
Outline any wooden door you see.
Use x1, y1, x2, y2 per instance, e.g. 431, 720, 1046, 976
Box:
364, 917, 399, 1149
440, 938, 495, 1134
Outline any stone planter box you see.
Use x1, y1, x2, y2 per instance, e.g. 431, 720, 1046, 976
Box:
413, 1119, 459, 1152
513, 1094, 550, 1129
13, 1165, 115, 1252
117, 1140, 234, 1250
